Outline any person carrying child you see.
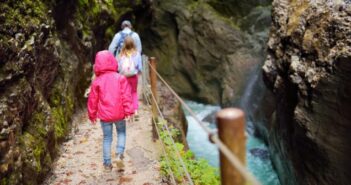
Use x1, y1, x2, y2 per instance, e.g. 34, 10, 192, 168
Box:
87, 50, 134, 171
117, 36, 142, 120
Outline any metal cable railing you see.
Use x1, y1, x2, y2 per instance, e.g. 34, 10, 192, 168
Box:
141, 56, 192, 184
147, 65, 212, 134
148, 87, 194, 185
147, 63, 261, 185
142, 89, 177, 185
144, 87, 192, 184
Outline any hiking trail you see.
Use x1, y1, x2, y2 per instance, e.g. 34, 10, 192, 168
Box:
44, 100, 163, 185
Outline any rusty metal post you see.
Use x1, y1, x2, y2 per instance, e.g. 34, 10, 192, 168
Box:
149, 57, 158, 140
216, 108, 246, 185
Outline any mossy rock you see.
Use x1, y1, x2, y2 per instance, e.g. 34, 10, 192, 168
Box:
20, 132, 52, 185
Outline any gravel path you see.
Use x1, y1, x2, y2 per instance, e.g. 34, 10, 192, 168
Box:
44, 101, 163, 185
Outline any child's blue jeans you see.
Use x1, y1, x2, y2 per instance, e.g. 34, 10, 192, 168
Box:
100, 120, 126, 165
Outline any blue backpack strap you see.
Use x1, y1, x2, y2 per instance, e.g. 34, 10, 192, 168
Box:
113, 31, 125, 57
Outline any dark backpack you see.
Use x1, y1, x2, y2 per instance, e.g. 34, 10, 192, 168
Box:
113, 31, 133, 57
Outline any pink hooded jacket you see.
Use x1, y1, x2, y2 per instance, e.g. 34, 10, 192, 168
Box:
87, 50, 134, 122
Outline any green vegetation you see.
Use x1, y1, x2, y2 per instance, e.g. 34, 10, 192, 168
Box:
157, 119, 220, 185
17, 96, 54, 182
52, 107, 67, 139
0, 0, 48, 49
75, 0, 132, 42
188, 2, 241, 33
0, 174, 17, 185
49, 83, 75, 141
20, 132, 46, 173
29, 111, 47, 136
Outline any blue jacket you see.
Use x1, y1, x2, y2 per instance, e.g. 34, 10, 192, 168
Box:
108, 28, 142, 55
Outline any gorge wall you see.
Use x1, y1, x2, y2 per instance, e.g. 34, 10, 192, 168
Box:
0, 0, 194, 183
5, 0, 351, 185
139, 0, 272, 106
262, 0, 351, 184
0, 0, 134, 184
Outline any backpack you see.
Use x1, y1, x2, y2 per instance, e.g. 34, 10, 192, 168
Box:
113, 31, 133, 57
119, 54, 138, 77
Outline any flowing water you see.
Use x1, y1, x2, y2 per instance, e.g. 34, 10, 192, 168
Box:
184, 100, 281, 185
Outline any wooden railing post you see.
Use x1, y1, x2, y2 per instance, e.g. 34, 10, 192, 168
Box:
149, 57, 158, 140
216, 108, 246, 185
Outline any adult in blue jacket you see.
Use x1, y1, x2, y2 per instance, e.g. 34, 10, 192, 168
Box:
108, 20, 142, 56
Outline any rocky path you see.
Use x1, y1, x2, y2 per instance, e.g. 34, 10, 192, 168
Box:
44, 101, 163, 185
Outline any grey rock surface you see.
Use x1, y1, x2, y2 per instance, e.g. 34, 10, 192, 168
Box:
262, 0, 351, 184
140, 1, 271, 105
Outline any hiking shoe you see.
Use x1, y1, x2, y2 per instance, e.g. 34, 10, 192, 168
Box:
84, 87, 90, 98
103, 164, 112, 172
116, 153, 124, 161
115, 153, 125, 168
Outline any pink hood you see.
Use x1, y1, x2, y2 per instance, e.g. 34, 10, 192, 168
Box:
94, 50, 118, 76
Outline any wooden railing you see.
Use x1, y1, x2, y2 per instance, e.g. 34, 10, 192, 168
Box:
142, 56, 261, 185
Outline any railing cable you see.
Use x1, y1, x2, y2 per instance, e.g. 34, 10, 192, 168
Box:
148, 63, 261, 185
147, 85, 194, 185
141, 56, 189, 184
148, 64, 212, 134
142, 89, 177, 185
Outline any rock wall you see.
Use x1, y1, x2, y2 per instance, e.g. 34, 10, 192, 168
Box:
158, 82, 188, 148
0, 0, 130, 184
139, 0, 272, 106
208, 0, 271, 18
262, 0, 351, 184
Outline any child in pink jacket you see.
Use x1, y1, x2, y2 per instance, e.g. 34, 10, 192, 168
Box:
87, 50, 134, 171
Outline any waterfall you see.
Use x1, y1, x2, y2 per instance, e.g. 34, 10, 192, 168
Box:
183, 101, 220, 167
237, 63, 271, 137
184, 62, 280, 184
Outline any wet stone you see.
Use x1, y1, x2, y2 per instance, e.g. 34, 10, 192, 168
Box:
249, 148, 270, 160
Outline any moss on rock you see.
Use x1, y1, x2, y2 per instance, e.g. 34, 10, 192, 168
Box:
50, 90, 74, 141
0, 0, 131, 183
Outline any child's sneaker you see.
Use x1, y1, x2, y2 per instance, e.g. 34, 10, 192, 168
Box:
84, 87, 91, 98
103, 164, 112, 172
115, 153, 124, 168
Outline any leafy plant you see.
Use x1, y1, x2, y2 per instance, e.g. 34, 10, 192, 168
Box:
157, 119, 220, 185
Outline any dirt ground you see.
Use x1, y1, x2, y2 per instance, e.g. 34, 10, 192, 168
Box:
43, 101, 163, 185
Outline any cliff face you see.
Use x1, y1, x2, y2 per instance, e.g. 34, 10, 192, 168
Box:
158, 82, 188, 147
262, 0, 351, 184
0, 0, 129, 184
140, 0, 272, 105
208, 0, 271, 18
